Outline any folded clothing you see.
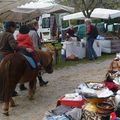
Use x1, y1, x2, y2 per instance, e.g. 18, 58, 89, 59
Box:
65, 108, 82, 120
51, 105, 73, 116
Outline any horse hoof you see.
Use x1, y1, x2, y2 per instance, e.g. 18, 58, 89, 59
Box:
10, 104, 16, 107
3, 111, 9, 116
29, 97, 34, 100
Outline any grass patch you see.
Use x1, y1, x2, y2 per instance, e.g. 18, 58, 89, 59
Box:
52, 42, 115, 69
53, 53, 115, 69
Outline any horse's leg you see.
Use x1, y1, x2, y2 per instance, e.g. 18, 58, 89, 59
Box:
28, 79, 37, 100
9, 98, 15, 107
2, 84, 17, 115
2, 101, 10, 116
2, 87, 16, 115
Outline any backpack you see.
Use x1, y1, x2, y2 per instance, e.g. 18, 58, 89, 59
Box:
91, 25, 99, 39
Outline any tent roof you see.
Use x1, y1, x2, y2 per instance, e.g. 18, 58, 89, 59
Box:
63, 8, 120, 20
91, 8, 120, 19
63, 12, 84, 20
0, 8, 41, 22
40, 4, 74, 13
0, 0, 35, 15
20, 2, 74, 13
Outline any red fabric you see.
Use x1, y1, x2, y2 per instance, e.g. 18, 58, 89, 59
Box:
16, 34, 34, 50
86, 24, 91, 34
104, 82, 118, 91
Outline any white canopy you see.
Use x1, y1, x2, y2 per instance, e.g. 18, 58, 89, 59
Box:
20, 2, 74, 13
40, 4, 74, 14
63, 12, 84, 20
0, 0, 35, 15
63, 8, 120, 20
91, 8, 120, 19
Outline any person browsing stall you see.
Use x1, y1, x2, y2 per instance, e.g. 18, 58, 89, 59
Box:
85, 18, 98, 60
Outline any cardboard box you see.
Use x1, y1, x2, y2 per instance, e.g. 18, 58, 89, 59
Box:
57, 96, 84, 108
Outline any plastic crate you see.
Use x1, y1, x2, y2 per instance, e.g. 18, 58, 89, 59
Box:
57, 96, 84, 108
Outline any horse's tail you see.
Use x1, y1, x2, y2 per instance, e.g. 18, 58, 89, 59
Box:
0, 54, 14, 101
0, 53, 26, 101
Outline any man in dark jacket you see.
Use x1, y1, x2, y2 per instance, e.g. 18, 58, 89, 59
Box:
0, 21, 23, 98
85, 18, 98, 60
0, 21, 18, 57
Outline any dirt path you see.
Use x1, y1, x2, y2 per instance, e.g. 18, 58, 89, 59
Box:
0, 59, 112, 120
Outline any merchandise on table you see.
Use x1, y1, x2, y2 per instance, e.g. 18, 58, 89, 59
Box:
57, 95, 84, 108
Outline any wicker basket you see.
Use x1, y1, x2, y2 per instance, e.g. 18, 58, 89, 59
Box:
84, 97, 107, 104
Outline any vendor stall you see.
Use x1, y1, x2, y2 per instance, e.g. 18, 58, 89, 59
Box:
62, 40, 86, 60
98, 37, 120, 53
43, 55, 120, 120
44, 81, 117, 120
62, 39, 101, 60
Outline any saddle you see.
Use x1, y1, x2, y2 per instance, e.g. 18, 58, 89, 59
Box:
22, 52, 41, 69
0, 51, 40, 69
22, 54, 37, 69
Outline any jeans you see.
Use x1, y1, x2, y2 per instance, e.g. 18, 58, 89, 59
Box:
86, 38, 97, 59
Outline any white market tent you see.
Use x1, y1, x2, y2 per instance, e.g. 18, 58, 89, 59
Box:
0, 0, 35, 15
63, 8, 120, 20
63, 12, 84, 20
40, 4, 74, 14
19, 1, 74, 13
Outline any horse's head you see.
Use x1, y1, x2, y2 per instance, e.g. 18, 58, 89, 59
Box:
37, 50, 53, 73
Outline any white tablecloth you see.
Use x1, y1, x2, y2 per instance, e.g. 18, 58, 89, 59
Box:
62, 40, 101, 59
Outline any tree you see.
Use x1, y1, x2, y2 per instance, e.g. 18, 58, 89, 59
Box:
80, 0, 100, 18
55, 0, 120, 18
55, 0, 102, 18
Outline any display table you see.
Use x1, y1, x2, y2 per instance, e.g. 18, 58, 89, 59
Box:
81, 40, 102, 57
98, 39, 120, 53
62, 40, 101, 60
62, 41, 86, 59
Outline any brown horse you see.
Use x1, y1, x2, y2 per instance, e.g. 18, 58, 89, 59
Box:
0, 50, 53, 116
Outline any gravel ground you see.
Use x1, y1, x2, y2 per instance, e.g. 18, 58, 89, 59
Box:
0, 59, 112, 120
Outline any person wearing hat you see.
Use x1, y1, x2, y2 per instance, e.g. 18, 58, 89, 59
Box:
15, 25, 37, 90
0, 21, 18, 57
16, 25, 34, 56
0, 21, 31, 98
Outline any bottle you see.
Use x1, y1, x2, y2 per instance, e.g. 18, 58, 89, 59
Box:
61, 48, 65, 60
